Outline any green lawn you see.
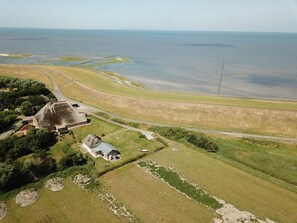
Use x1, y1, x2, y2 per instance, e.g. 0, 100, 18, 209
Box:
2, 180, 127, 223
72, 116, 122, 142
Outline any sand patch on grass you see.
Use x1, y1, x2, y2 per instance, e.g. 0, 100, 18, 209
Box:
45, 177, 64, 192
72, 174, 91, 189
99, 190, 135, 222
0, 203, 7, 220
15, 189, 38, 207
214, 198, 276, 223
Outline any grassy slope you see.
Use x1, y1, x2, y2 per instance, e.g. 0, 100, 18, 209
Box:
148, 143, 297, 223
0, 65, 52, 89
55, 66, 297, 110
101, 164, 216, 223
2, 180, 126, 223
215, 138, 297, 186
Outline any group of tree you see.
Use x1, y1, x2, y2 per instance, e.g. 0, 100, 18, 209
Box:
0, 111, 18, 132
152, 127, 219, 153
0, 76, 56, 133
0, 128, 58, 192
0, 128, 57, 162
0, 129, 89, 193
0, 76, 55, 114
0, 151, 56, 192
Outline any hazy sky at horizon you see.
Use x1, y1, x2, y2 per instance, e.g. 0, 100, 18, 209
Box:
1, 0, 297, 32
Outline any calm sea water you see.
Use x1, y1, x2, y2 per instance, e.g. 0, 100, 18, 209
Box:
0, 28, 297, 100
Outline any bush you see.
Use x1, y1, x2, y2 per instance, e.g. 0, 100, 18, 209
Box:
152, 127, 219, 153
20, 101, 35, 116
59, 152, 87, 170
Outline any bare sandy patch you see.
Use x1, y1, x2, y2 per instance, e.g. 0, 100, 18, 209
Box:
214, 198, 276, 223
15, 189, 39, 207
45, 177, 64, 192
0, 203, 7, 220
72, 174, 91, 189
99, 190, 135, 222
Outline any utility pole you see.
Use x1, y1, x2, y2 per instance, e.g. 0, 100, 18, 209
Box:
217, 61, 225, 95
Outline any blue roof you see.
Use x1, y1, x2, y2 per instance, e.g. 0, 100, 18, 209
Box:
91, 142, 119, 156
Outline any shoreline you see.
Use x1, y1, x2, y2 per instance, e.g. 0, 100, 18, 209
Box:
1, 62, 297, 103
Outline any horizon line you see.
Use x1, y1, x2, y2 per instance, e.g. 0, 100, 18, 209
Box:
0, 27, 297, 34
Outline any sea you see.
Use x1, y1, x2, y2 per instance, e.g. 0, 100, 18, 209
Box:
0, 28, 297, 100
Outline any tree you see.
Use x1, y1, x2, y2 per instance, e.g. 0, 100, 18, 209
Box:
59, 152, 87, 170
0, 163, 19, 192
20, 101, 35, 116
32, 151, 57, 177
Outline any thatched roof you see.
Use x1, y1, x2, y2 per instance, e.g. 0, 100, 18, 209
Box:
34, 101, 87, 128
83, 134, 119, 157
82, 134, 102, 148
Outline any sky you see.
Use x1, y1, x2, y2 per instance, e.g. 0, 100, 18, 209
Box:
1, 0, 297, 32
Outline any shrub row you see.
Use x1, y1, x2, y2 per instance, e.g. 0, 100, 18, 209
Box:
151, 127, 219, 153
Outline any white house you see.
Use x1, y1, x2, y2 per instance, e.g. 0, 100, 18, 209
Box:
82, 134, 120, 161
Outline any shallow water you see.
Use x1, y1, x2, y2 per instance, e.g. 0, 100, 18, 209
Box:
0, 28, 296, 100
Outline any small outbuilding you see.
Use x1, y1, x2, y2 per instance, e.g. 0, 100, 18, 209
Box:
82, 134, 120, 161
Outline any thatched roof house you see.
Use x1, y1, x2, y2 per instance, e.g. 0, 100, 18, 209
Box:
33, 101, 87, 131
82, 134, 120, 160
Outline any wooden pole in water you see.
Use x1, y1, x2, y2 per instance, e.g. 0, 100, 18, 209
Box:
217, 61, 225, 95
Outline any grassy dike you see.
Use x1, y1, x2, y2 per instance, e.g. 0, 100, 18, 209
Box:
1, 64, 297, 137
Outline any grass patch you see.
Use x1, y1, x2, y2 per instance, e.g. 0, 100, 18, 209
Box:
86, 57, 130, 68
72, 116, 121, 141
59, 56, 87, 62
152, 127, 219, 152
214, 137, 297, 186
138, 160, 222, 210
1, 180, 125, 223
42, 56, 88, 63
149, 141, 297, 223
101, 164, 215, 223
0, 53, 32, 58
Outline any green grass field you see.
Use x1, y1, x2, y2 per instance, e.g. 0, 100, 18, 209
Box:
2, 180, 127, 223
138, 160, 222, 210
101, 164, 216, 223
214, 137, 297, 187
72, 116, 122, 141
147, 141, 297, 223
